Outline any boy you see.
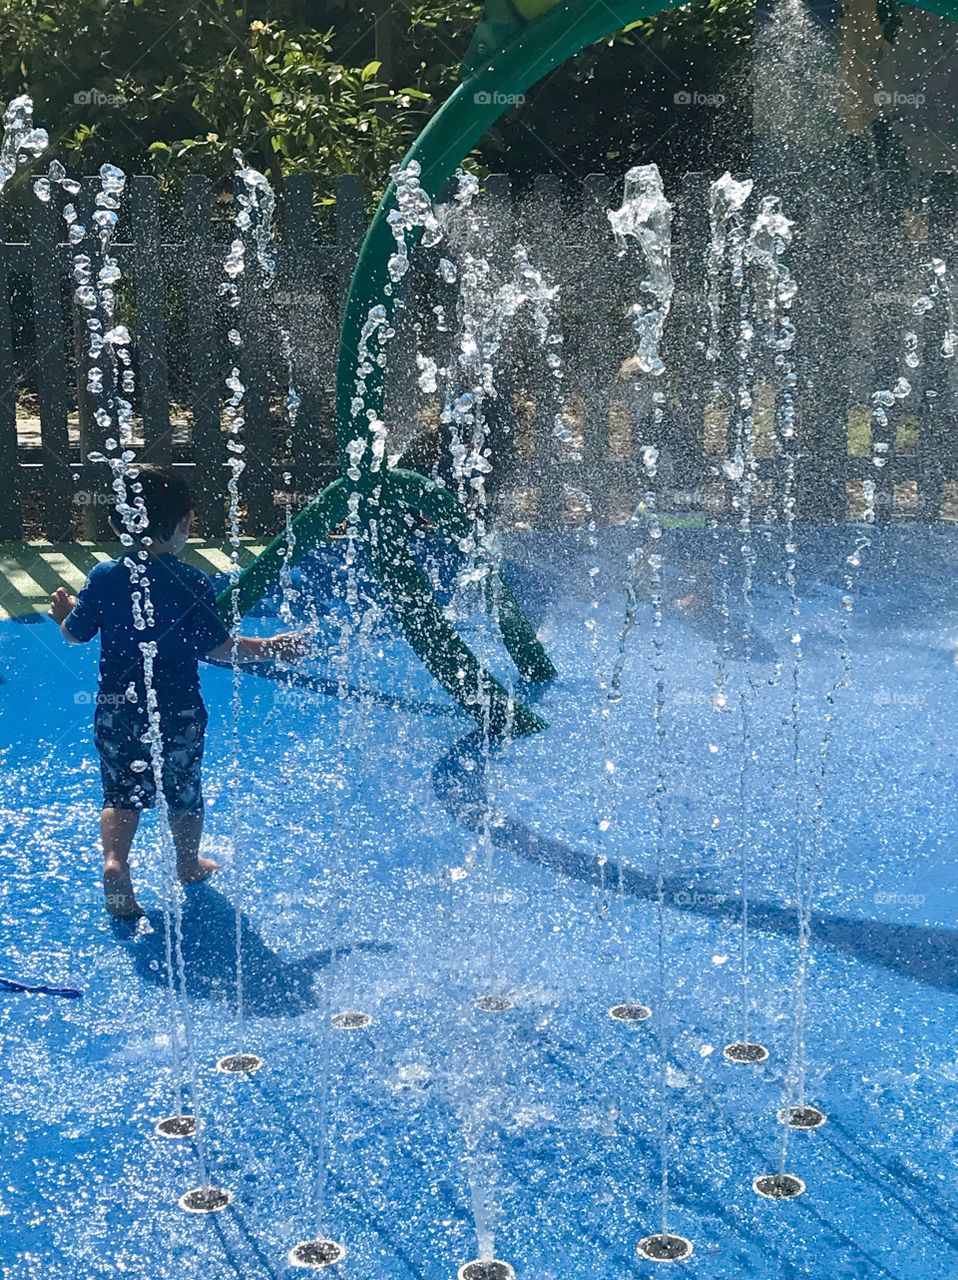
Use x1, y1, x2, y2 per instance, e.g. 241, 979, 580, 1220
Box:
49, 465, 309, 920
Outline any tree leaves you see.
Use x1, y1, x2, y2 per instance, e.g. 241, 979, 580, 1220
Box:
0, 0, 754, 194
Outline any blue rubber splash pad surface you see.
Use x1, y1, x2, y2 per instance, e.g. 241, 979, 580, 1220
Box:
1, 524, 957, 1278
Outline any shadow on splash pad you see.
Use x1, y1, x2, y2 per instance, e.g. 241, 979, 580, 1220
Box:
115, 882, 391, 1017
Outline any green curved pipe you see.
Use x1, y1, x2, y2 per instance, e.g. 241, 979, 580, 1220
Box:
219, 476, 350, 622
371, 506, 547, 735
392, 470, 556, 683
225, 0, 956, 732
333, 0, 689, 473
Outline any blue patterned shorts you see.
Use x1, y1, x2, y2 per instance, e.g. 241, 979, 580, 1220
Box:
94, 702, 207, 814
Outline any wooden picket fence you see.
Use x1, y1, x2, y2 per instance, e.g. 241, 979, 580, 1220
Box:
2, 167, 958, 543
0, 173, 365, 542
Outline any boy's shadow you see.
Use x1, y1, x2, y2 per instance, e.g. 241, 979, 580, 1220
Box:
117, 882, 390, 1018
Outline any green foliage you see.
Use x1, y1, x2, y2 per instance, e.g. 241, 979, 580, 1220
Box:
492, 0, 754, 179
147, 21, 425, 190
0, 0, 753, 191
0, 1, 454, 188
620, 0, 752, 47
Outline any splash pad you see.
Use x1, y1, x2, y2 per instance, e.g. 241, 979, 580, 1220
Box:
5, 0, 958, 1276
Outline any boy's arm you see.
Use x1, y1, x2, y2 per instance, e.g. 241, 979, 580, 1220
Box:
205, 632, 312, 664
48, 586, 90, 644
192, 572, 310, 665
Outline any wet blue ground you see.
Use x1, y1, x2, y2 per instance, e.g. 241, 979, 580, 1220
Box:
1, 524, 957, 1279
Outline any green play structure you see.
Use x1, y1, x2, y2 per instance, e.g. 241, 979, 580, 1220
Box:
220, 0, 958, 734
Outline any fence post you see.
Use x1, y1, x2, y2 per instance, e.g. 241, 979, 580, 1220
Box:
483, 173, 530, 510
335, 175, 365, 302
316, 176, 366, 486
793, 185, 853, 523
182, 175, 225, 537
29, 191, 73, 540
863, 169, 913, 522
278, 174, 330, 502
72, 176, 112, 540
131, 176, 172, 466
233, 174, 275, 536
0, 204, 21, 539
920, 171, 958, 518
577, 174, 620, 520
529, 174, 564, 498
671, 171, 711, 510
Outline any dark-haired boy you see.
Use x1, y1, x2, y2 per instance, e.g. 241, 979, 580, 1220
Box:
49, 465, 309, 919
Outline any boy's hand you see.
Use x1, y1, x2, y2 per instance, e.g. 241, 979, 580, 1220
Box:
49, 586, 77, 624
268, 630, 313, 662
207, 629, 314, 664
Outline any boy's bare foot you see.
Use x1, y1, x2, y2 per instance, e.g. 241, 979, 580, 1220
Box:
177, 855, 220, 885
103, 859, 143, 919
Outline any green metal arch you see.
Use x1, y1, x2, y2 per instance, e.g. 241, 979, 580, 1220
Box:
332, 0, 690, 474
225, 0, 958, 733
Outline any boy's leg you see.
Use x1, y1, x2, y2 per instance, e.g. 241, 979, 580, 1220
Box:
170, 809, 220, 883
163, 709, 219, 884
101, 807, 142, 918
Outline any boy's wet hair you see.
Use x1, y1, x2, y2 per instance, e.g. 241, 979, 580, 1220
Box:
111, 465, 193, 543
